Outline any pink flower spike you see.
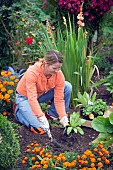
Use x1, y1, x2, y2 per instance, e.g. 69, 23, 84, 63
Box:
26, 37, 33, 44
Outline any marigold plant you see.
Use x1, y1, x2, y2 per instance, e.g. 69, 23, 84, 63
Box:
22, 141, 110, 169
0, 71, 19, 118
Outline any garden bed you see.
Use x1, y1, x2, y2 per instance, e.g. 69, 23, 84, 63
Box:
12, 74, 113, 169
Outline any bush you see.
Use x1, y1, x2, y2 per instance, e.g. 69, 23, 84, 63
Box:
0, 114, 20, 169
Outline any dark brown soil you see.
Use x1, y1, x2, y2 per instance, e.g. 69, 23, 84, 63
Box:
12, 73, 113, 170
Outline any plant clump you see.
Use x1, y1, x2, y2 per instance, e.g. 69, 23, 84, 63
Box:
0, 114, 20, 170
0, 71, 19, 118
22, 141, 110, 170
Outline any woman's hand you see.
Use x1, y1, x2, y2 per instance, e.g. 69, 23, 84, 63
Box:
60, 116, 69, 127
39, 115, 50, 132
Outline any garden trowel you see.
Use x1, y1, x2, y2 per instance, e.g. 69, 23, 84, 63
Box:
47, 129, 61, 148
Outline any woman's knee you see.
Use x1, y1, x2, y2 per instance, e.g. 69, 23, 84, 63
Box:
64, 81, 72, 94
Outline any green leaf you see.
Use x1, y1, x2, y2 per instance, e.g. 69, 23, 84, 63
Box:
67, 127, 73, 135
109, 112, 113, 125
92, 116, 113, 133
75, 119, 86, 126
76, 126, 84, 135
73, 128, 77, 133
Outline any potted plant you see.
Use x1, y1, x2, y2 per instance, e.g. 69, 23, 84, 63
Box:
74, 91, 108, 120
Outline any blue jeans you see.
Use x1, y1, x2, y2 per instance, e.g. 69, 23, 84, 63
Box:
15, 81, 72, 129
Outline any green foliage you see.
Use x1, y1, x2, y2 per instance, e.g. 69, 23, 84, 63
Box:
66, 112, 86, 135
0, 114, 20, 169
74, 91, 97, 107
74, 91, 107, 119
94, 8, 113, 74
92, 113, 113, 147
40, 15, 96, 107
83, 99, 107, 116
40, 103, 50, 112
92, 70, 113, 96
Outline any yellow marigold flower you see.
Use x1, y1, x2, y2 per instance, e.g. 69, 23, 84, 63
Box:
0, 84, 3, 89
21, 18, 25, 22
14, 79, 19, 83
10, 76, 15, 80
9, 81, 14, 86
1, 71, 5, 76
4, 94, 10, 100
7, 90, 13, 94
1, 87, 6, 92
51, 163, 54, 168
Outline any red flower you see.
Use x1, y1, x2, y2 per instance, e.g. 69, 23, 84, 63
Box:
26, 37, 33, 44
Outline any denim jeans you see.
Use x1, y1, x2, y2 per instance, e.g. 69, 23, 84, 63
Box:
15, 81, 72, 129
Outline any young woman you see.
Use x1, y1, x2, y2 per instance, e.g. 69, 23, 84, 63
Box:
15, 50, 72, 135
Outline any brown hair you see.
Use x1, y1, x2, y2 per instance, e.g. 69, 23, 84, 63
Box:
43, 50, 63, 65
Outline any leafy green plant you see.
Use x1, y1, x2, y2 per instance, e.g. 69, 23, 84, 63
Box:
92, 112, 113, 147
0, 114, 20, 170
74, 91, 97, 107
82, 99, 107, 118
74, 91, 107, 120
40, 11, 96, 107
66, 112, 86, 135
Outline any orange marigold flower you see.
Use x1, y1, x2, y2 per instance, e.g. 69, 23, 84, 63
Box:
14, 79, 19, 83
90, 158, 96, 163
4, 94, 10, 100
93, 148, 98, 152
90, 163, 95, 167
7, 90, 13, 94
31, 165, 37, 170
2, 111, 7, 116
22, 160, 26, 164
26, 149, 31, 153
97, 162, 103, 167
51, 163, 55, 168
10, 76, 15, 80
9, 81, 14, 86
1, 87, 6, 92
24, 157, 28, 161
43, 164, 48, 169
0, 84, 3, 89
104, 159, 110, 164
31, 157, 36, 161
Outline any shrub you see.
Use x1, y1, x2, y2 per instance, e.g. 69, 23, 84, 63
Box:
0, 114, 20, 169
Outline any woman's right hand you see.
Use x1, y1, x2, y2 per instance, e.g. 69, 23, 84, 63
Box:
39, 115, 50, 132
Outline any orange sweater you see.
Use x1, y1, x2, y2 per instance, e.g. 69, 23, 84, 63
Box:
16, 61, 67, 119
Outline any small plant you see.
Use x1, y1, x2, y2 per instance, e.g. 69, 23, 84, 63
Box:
0, 71, 19, 118
0, 114, 20, 169
22, 141, 110, 169
92, 112, 113, 147
74, 91, 107, 120
66, 112, 86, 135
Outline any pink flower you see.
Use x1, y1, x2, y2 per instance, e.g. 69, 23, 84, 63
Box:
77, 12, 84, 20
26, 37, 33, 44
77, 20, 85, 27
